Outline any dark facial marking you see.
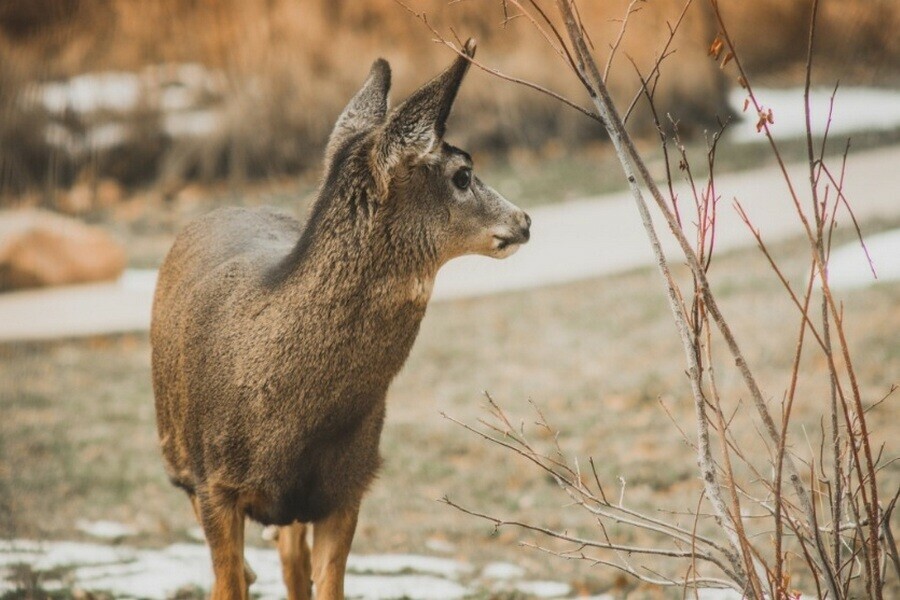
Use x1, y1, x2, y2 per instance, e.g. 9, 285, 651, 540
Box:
441, 142, 472, 166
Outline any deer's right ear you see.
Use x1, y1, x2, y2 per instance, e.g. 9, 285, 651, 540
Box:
324, 59, 391, 166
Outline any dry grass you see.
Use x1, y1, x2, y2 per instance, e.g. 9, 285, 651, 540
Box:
1, 222, 896, 595
2, 0, 897, 199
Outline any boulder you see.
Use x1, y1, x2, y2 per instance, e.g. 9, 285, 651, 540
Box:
0, 209, 126, 291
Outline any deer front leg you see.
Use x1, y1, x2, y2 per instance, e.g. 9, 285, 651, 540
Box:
311, 504, 359, 599
195, 490, 248, 600
191, 493, 257, 589
278, 521, 312, 600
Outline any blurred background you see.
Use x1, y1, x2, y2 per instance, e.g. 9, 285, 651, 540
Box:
0, 0, 897, 202
0, 1, 898, 598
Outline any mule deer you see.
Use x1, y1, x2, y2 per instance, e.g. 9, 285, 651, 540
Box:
151, 39, 530, 600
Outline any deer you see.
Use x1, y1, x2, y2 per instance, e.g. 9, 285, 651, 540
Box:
150, 39, 530, 600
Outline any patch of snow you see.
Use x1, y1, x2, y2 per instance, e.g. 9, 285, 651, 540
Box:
75, 520, 137, 540
71, 549, 213, 599
36, 64, 225, 116
827, 228, 900, 290
481, 561, 525, 580
40, 72, 142, 114
31, 63, 228, 157
0, 540, 133, 570
346, 554, 471, 578
728, 87, 900, 143
0, 540, 473, 600
424, 538, 456, 554
513, 580, 571, 597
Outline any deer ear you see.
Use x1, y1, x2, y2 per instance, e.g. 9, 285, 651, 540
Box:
324, 58, 391, 165
374, 39, 476, 182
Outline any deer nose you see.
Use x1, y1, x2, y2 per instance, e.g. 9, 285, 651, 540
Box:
519, 211, 531, 242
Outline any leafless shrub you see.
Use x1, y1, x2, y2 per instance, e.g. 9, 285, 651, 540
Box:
0, 0, 735, 201
405, 1, 898, 597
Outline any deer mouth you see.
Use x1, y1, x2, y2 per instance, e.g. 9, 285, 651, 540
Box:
493, 229, 529, 250
491, 233, 527, 258
493, 235, 516, 251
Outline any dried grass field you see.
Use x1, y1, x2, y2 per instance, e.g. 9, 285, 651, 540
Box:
2, 0, 897, 195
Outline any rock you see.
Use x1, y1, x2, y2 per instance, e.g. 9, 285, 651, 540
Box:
0, 209, 126, 291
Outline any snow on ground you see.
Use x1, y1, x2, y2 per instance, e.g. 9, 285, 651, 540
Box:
827, 228, 900, 290
423, 537, 456, 554
75, 520, 137, 540
513, 580, 572, 597
728, 87, 900, 143
29, 63, 900, 155
346, 554, 472, 578
32, 64, 225, 116
0, 539, 476, 600
37, 72, 143, 114
26, 63, 227, 155
481, 561, 525, 579
0, 538, 751, 599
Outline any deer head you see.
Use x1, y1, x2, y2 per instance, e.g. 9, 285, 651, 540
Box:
323, 39, 531, 267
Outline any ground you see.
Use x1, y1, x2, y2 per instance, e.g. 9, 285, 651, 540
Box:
2, 95, 900, 596
1, 215, 897, 597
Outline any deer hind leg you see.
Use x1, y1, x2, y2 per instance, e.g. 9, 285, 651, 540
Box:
194, 490, 249, 600
190, 493, 257, 588
311, 504, 359, 600
277, 522, 312, 600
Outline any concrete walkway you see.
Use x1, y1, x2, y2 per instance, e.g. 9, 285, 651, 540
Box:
1, 145, 898, 343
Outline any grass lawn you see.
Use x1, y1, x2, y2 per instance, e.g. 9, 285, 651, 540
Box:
1, 219, 897, 596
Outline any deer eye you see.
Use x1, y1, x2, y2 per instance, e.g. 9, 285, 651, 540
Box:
452, 167, 472, 190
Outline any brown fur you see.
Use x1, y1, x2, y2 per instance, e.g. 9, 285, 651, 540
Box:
151, 40, 530, 599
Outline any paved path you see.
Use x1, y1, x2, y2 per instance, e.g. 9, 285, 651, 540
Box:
1, 145, 899, 343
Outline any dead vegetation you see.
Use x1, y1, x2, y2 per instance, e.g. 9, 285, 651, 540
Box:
0, 0, 897, 201
402, 0, 899, 597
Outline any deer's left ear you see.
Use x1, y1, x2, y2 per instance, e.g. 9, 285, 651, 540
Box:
325, 58, 391, 170
373, 39, 476, 190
